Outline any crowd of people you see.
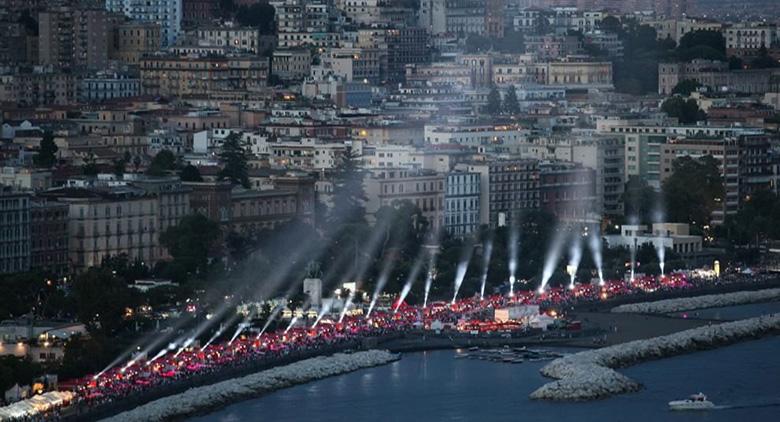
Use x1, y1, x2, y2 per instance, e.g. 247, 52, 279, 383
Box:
2, 269, 770, 421
65, 273, 696, 407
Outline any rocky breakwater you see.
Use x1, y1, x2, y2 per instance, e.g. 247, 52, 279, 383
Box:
101, 350, 400, 422
530, 314, 780, 401
611, 288, 780, 314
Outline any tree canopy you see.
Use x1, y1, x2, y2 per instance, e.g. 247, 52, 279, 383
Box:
503, 85, 520, 115
678, 30, 725, 54
235, 2, 276, 35
180, 164, 203, 182
159, 214, 222, 279
662, 155, 724, 228
611, 20, 675, 94
749, 47, 779, 69
724, 190, 780, 245
0, 356, 42, 393
0, 272, 69, 320
147, 150, 177, 176
623, 176, 660, 224
671, 79, 703, 96
328, 148, 367, 228
33, 132, 58, 168
70, 268, 138, 335
485, 87, 501, 115
661, 96, 706, 124
218, 133, 251, 188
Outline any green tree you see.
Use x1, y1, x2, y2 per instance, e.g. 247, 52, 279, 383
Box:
599, 16, 622, 34
485, 87, 501, 115
287, 291, 307, 315
71, 268, 137, 334
160, 214, 222, 278
101, 254, 149, 284
147, 150, 177, 176
33, 132, 58, 168
493, 30, 525, 54
113, 158, 126, 177
724, 190, 780, 245
0, 356, 42, 393
623, 176, 660, 224
82, 153, 98, 176
662, 155, 724, 228
729, 55, 744, 70
750, 47, 779, 69
661, 96, 706, 124
218, 0, 235, 16
180, 164, 203, 182
671, 79, 702, 96
235, 3, 275, 35
17, 10, 38, 36
218, 133, 250, 188
674, 30, 726, 62
58, 334, 117, 380
328, 148, 366, 227
0, 272, 62, 319
612, 21, 675, 94
503, 85, 520, 114
678, 30, 726, 53
465, 34, 492, 53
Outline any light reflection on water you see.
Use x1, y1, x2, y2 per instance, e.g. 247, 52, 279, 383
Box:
670, 301, 780, 320
191, 337, 780, 422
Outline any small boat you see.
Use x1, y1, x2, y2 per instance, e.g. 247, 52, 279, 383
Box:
668, 393, 715, 411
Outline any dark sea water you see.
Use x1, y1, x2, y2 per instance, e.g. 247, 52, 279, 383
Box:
667, 301, 780, 321
190, 336, 780, 422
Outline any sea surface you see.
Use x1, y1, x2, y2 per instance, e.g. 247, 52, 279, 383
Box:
668, 301, 780, 320
190, 336, 780, 422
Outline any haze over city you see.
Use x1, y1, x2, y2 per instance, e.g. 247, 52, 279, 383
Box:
1, 0, 780, 421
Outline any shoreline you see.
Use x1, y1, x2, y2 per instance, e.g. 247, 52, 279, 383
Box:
611, 288, 780, 314
98, 350, 401, 422
68, 280, 780, 420
530, 314, 780, 401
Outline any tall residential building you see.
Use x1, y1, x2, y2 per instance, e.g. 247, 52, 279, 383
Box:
539, 162, 597, 223
112, 21, 162, 65
139, 55, 269, 97
0, 22, 34, 66
30, 199, 70, 277
182, 0, 219, 28
0, 187, 31, 274
0, 71, 81, 107
444, 170, 481, 237
658, 60, 776, 95
271, 0, 336, 48
183, 176, 315, 235
387, 27, 430, 83
725, 23, 778, 57
457, 159, 539, 227
193, 25, 262, 54
130, 177, 192, 234
40, 187, 162, 272
484, 0, 505, 38
571, 136, 626, 217
38, 5, 110, 69
364, 168, 446, 231
106, 0, 183, 47
515, 135, 624, 218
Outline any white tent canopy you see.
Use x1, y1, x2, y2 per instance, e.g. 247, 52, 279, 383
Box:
0, 391, 74, 420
